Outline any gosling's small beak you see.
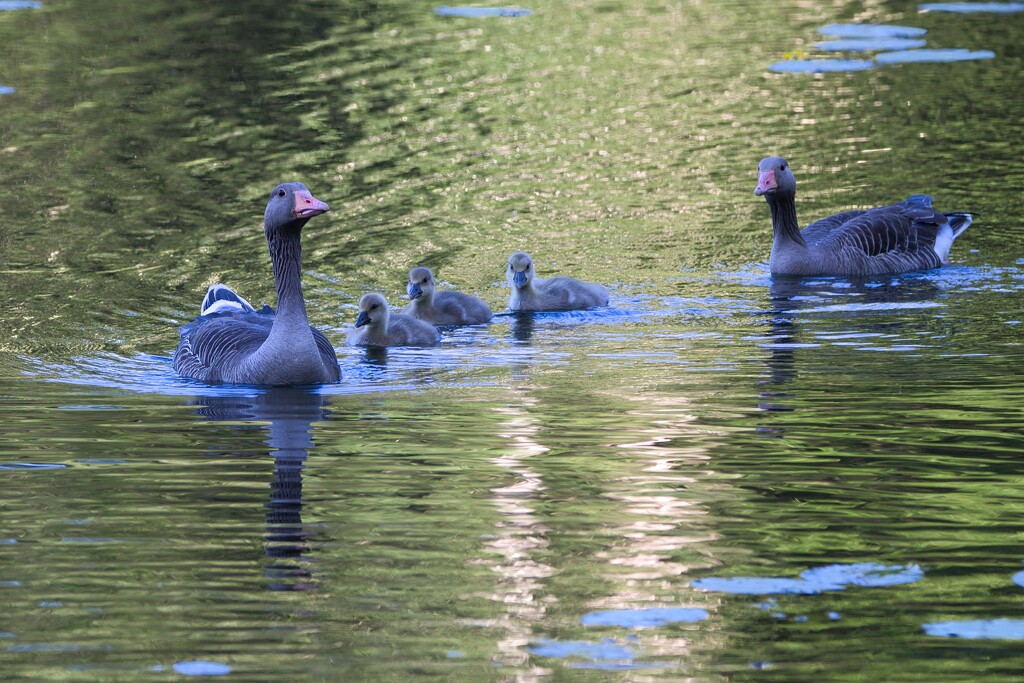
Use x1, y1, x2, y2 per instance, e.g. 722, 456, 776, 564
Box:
293, 190, 330, 218
355, 311, 370, 328
513, 270, 528, 288
408, 283, 422, 300
754, 170, 777, 197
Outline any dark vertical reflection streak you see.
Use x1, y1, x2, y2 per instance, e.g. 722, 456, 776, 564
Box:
192, 387, 328, 592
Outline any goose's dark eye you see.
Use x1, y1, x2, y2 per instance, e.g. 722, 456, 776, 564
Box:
277, 189, 286, 198
370, 304, 378, 310
780, 164, 786, 171
526, 264, 530, 270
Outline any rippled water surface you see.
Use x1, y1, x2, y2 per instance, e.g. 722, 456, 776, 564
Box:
2, 0, 1023, 680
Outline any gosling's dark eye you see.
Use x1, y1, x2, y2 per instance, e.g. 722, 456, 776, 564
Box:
526, 264, 530, 270
277, 189, 286, 197
780, 164, 786, 171
370, 304, 378, 310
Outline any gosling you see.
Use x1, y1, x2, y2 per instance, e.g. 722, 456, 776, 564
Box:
347, 292, 441, 347
403, 266, 492, 326
506, 251, 609, 312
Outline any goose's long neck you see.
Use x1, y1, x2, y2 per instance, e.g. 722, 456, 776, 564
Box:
768, 194, 807, 250
267, 225, 309, 326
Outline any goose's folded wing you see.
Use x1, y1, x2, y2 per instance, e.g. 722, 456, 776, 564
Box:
174, 312, 274, 380
803, 209, 870, 238
819, 202, 944, 259
311, 327, 341, 381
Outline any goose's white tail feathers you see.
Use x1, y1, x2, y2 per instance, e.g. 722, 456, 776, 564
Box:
200, 284, 256, 316
933, 213, 973, 262
948, 213, 973, 239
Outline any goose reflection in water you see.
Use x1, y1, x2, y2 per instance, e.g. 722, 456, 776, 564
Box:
191, 387, 329, 592
759, 276, 943, 420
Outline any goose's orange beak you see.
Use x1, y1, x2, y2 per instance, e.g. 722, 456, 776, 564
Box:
293, 190, 330, 218
755, 170, 777, 197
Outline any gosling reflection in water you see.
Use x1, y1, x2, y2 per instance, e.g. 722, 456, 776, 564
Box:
192, 387, 329, 592
509, 311, 536, 343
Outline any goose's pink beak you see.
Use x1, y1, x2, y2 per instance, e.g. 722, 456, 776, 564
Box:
293, 190, 330, 218
754, 170, 777, 197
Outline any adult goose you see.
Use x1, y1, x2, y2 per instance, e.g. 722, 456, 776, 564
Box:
403, 266, 492, 326
755, 156, 973, 277
506, 251, 609, 311
173, 182, 341, 385
347, 292, 441, 347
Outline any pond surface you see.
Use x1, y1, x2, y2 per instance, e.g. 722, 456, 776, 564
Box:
1, 0, 1023, 680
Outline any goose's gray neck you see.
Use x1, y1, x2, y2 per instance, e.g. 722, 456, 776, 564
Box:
768, 195, 807, 250
267, 226, 309, 324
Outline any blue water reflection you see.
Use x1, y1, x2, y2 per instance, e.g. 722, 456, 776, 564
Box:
0, 1, 41, 9
171, 661, 232, 676
923, 619, 1024, 639
875, 48, 997, 64
692, 562, 923, 595
818, 24, 928, 38
920, 2, 1024, 12
0, 462, 66, 470
815, 38, 927, 52
580, 607, 708, 628
800, 563, 924, 588
434, 6, 532, 18
769, 59, 875, 73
